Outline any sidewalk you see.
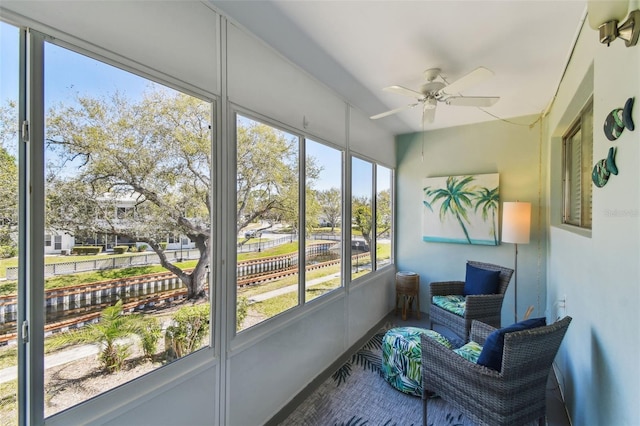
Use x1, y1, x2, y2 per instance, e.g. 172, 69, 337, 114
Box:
0, 344, 99, 384
247, 272, 341, 303
0, 271, 343, 384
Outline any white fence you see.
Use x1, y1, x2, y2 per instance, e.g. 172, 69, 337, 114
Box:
5, 249, 200, 280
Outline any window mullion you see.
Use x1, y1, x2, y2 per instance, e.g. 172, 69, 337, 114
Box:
18, 27, 46, 426
298, 137, 306, 306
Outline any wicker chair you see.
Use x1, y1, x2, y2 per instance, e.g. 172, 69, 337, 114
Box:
421, 317, 572, 426
428, 260, 514, 341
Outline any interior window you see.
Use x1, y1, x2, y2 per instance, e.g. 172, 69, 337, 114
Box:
563, 99, 593, 229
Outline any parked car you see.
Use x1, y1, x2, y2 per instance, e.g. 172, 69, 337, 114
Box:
244, 230, 262, 239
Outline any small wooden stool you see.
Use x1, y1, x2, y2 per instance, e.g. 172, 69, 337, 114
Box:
395, 271, 420, 320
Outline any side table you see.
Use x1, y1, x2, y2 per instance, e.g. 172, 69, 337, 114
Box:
395, 271, 420, 320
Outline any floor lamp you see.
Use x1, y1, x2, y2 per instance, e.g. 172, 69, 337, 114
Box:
501, 201, 531, 322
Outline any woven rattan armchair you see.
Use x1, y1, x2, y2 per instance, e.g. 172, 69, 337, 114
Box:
421, 317, 572, 426
428, 260, 513, 341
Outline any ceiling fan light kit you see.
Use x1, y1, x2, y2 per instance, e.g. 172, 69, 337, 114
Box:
370, 66, 500, 124
588, 0, 639, 47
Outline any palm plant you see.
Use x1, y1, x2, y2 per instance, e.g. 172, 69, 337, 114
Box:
423, 176, 476, 243
474, 186, 499, 245
57, 300, 145, 372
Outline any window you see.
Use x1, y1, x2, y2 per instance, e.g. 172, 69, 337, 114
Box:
350, 157, 394, 280
376, 165, 393, 270
0, 20, 19, 426
305, 140, 343, 302
45, 234, 52, 247
236, 115, 300, 331
42, 40, 213, 418
563, 99, 593, 229
351, 157, 373, 279
235, 115, 347, 331
116, 206, 135, 220
54, 235, 62, 250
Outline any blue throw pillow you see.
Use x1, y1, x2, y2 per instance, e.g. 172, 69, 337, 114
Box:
477, 317, 547, 371
464, 264, 500, 295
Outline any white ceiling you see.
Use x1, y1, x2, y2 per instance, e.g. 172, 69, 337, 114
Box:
211, 1, 587, 135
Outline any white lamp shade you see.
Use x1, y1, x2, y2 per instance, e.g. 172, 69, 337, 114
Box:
588, 0, 629, 29
501, 202, 531, 244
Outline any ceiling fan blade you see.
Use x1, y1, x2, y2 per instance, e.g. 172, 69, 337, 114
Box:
439, 67, 494, 96
384, 85, 425, 100
370, 103, 420, 120
445, 96, 500, 107
423, 105, 436, 124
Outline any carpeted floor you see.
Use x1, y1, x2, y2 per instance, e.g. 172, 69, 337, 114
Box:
279, 325, 472, 426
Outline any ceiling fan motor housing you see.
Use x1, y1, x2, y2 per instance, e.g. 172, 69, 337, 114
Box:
420, 81, 446, 108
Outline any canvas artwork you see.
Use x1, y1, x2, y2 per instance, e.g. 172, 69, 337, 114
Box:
422, 173, 499, 245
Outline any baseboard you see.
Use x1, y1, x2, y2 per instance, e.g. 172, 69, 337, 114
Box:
264, 310, 394, 426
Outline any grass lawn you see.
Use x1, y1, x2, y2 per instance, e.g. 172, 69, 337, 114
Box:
0, 260, 198, 296
0, 251, 167, 279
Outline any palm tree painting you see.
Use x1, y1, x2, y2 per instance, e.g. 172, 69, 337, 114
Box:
422, 173, 499, 245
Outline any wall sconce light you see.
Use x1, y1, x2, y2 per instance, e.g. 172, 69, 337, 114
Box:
588, 1, 639, 47
501, 201, 531, 322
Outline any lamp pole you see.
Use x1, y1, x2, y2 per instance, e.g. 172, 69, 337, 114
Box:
501, 201, 531, 323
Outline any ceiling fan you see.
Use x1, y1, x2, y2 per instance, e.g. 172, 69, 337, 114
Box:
370, 67, 499, 124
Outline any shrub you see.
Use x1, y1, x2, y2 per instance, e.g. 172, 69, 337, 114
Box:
72, 246, 102, 255
159, 242, 168, 251
137, 244, 148, 252
113, 246, 129, 254
128, 245, 138, 253
237, 296, 249, 330
138, 317, 162, 359
0, 245, 17, 259
164, 303, 210, 359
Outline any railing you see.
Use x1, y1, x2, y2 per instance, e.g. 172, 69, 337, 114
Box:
5, 235, 342, 279
5, 249, 200, 280
236, 235, 295, 253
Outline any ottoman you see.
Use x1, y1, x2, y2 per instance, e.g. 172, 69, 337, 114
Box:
381, 327, 452, 397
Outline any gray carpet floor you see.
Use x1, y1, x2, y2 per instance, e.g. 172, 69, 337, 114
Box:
279, 326, 472, 426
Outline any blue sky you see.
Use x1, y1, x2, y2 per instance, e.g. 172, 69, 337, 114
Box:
0, 23, 19, 110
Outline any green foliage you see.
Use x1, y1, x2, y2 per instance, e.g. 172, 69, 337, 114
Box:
164, 303, 210, 359
137, 244, 148, 252
72, 246, 102, 255
236, 296, 249, 330
113, 246, 129, 254
159, 242, 168, 250
0, 245, 16, 259
138, 317, 162, 359
55, 300, 145, 373
1, 261, 200, 296
0, 145, 18, 248
237, 242, 298, 261
317, 187, 342, 231
45, 89, 213, 299
128, 245, 138, 253
99, 341, 132, 373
